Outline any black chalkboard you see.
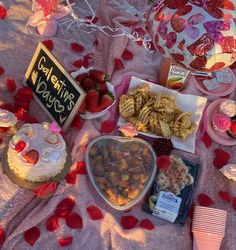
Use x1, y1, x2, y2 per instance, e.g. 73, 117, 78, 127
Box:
24, 42, 85, 130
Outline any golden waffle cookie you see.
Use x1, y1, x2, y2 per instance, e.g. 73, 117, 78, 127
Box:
127, 117, 148, 132
138, 105, 152, 125
119, 95, 135, 118
134, 93, 143, 112
159, 120, 172, 138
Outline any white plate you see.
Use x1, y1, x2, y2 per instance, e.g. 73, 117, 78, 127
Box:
117, 77, 208, 153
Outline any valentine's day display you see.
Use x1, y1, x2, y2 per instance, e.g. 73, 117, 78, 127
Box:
144, 154, 199, 224
146, 0, 236, 72
7, 122, 67, 182
85, 136, 156, 210
118, 76, 207, 153
220, 164, 236, 182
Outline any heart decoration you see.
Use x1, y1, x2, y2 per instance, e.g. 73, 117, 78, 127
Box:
23, 149, 39, 164
15, 140, 26, 153
85, 136, 156, 210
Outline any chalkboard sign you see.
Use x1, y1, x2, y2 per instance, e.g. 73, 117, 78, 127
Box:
24, 42, 85, 130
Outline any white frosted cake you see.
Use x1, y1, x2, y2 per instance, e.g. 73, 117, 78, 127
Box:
7, 122, 67, 182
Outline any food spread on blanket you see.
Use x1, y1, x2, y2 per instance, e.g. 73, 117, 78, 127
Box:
119, 84, 196, 140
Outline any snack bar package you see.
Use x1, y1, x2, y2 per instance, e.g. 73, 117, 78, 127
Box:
143, 154, 199, 224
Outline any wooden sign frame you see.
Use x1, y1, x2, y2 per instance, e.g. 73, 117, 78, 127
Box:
24, 42, 85, 130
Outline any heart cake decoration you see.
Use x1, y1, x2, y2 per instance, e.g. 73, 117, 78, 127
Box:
85, 136, 156, 210
23, 149, 39, 164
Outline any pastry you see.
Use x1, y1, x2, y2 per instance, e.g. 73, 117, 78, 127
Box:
220, 164, 236, 181
219, 100, 236, 117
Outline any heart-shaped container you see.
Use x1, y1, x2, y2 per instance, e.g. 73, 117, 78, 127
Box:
85, 136, 157, 211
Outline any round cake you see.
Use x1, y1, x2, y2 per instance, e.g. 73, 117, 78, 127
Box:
7, 122, 67, 182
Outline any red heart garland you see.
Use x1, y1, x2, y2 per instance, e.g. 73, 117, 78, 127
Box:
33, 182, 58, 199
46, 215, 59, 232
86, 205, 104, 220
66, 212, 83, 229
71, 42, 84, 53
100, 120, 116, 133
76, 161, 87, 175
65, 170, 77, 184
139, 219, 155, 230
197, 193, 215, 207
0, 227, 5, 246
202, 132, 212, 148
233, 197, 236, 211
120, 215, 138, 230
24, 227, 40, 246
122, 49, 134, 61
58, 237, 73, 247
218, 191, 231, 203
0, 66, 4, 75
213, 149, 230, 169
42, 40, 54, 50
55, 197, 75, 218
156, 155, 171, 172
5, 78, 16, 93
114, 58, 124, 71
0, 5, 7, 20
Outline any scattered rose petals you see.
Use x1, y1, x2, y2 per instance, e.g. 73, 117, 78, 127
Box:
55, 197, 75, 218
58, 237, 73, 247
65, 170, 77, 184
213, 149, 230, 169
122, 49, 133, 60
0, 5, 7, 20
87, 206, 104, 220
33, 182, 58, 199
0, 227, 5, 246
42, 40, 54, 50
73, 59, 84, 68
156, 155, 170, 172
46, 215, 59, 232
83, 53, 94, 68
114, 58, 124, 71
233, 197, 236, 211
71, 42, 84, 53
76, 161, 87, 175
100, 120, 116, 133
218, 191, 231, 203
5, 78, 16, 93
197, 193, 215, 207
202, 132, 212, 148
0, 66, 4, 75
139, 219, 154, 230
66, 212, 83, 229
24, 227, 40, 246
120, 215, 138, 230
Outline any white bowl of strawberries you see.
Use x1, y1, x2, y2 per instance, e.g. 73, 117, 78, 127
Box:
71, 67, 116, 120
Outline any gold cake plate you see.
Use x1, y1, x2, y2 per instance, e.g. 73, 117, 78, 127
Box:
2, 147, 72, 190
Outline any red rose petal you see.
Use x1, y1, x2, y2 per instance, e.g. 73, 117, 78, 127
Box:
197, 193, 215, 207
23, 114, 38, 123
233, 197, 236, 211
42, 40, 54, 50
58, 237, 73, 247
24, 227, 40, 246
120, 215, 138, 230
33, 182, 58, 199
122, 49, 133, 61
139, 219, 154, 230
218, 191, 231, 203
100, 120, 116, 133
0, 66, 5, 75
0, 5, 7, 20
114, 58, 124, 71
213, 149, 230, 169
73, 59, 84, 68
86, 205, 104, 220
55, 197, 75, 218
135, 40, 143, 46
0, 227, 5, 246
46, 215, 59, 231
66, 212, 83, 229
76, 161, 87, 175
188, 203, 195, 220
5, 78, 16, 93
156, 155, 171, 172
83, 53, 93, 68
202, 132, 212, 148
71, 42, 84, 53
65, 170, 77, 184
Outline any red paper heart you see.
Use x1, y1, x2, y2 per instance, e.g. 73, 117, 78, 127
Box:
122, 49, 133, 60
33, 182, 58, 199
100, 120, 116, 133
86, 205, 104, 220
71, 42, 84, 53
218, 191, 231, 203
42, 40, 53, 50
24, 227, 40, 246
114, 58, 124, 71
66, 212, 83, 229
65, 170, 77, 184
15, 140, 26, 153
58, 237, 73, 247
197, 193, 215, 207
23, 149, 39, 164
120, 215, 138, 230
213, 149, 230, 169
55, 197, 75, 218
233, 197, 236, 211
0, 5, 7, 20
46, 215, 59, 231
5, 78, 16, 93
156, 155, 170, 172
0, 66, 5, 75
76, 161, 87, 175
139, 219, 154, 230
202, 132, 212, 148
0, 227, 5, 246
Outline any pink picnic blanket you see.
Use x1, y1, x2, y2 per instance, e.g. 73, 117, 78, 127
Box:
0, 1, 236, 249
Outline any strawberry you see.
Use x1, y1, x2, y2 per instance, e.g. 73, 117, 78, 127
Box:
99, 94, 114, 109
96, 81, 108, 94
87, 89, 99, 110
89, 69, 108, 81
88, 105, 104, 113
78, 97, 87, 113
81, 77, 95, 90
75, 73, 88, 82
